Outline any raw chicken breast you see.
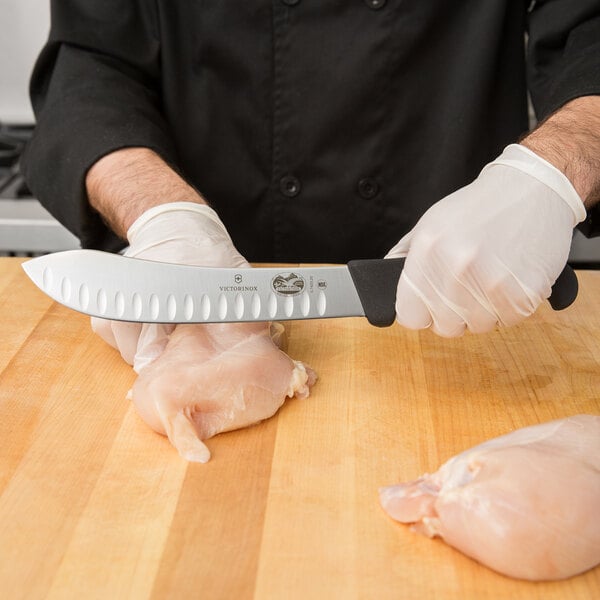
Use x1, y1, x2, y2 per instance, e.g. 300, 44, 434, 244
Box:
131, 322, 315, 463
379, 415, 600, 581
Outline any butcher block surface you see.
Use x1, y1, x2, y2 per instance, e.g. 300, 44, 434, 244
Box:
1, 257, 599, 600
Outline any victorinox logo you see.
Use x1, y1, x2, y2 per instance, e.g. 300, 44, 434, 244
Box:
218, 273, 258, 292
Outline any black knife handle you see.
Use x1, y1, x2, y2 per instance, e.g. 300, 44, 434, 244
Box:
347, 259, 578, 328
548, 263, 578, 311
347, 258, 405, 327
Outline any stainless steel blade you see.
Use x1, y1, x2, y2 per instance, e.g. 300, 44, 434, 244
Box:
22, 249, 366, 323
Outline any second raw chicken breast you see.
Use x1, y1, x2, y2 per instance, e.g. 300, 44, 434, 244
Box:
379, 415, 600, 580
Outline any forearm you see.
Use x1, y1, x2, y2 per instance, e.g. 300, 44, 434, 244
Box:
86, 147, 207, 239
522, 95, 600, 209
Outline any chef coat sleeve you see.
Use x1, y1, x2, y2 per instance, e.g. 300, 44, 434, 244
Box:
21, 0, 178, 251
527, 0, 600, 238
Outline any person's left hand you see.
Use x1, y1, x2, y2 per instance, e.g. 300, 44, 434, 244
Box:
91, 202, 249, 372
386, 144, 586, 337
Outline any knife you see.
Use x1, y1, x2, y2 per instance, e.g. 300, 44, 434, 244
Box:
22, 250, 578, 328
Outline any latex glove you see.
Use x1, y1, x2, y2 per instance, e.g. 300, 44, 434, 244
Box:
91, 202, 249, 372
386, 144, 586, 337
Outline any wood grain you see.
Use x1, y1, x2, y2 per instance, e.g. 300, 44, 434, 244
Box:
0, 258, 598, 599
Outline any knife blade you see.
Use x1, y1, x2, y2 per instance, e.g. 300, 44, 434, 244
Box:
21, 250, 578, 328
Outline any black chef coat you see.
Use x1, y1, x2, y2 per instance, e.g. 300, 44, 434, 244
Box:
21, 0, 600, 263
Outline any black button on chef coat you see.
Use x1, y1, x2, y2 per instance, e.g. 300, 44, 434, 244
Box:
280, 175, 302, 199
358, 178, 380, 200
22, 0, 600, 263
365, 0, 387, 10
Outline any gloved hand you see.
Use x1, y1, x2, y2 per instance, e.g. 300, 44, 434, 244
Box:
92, 202, 249, 372
386, 144, 586, 337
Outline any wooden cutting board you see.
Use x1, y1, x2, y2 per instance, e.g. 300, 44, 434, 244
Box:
1, 257, 599, 599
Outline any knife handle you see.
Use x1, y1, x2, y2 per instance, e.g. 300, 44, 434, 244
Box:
347, 258, 405, 327
547, 263, 578, 311
347, 259, 578, 328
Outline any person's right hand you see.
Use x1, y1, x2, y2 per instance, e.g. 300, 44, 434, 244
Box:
385, 144, 585, 337
91, 202, 249, 373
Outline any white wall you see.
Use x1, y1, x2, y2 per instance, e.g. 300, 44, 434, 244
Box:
0, 0, 51, 122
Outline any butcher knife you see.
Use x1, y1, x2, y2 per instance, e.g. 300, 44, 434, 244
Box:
22, 250, 578, 328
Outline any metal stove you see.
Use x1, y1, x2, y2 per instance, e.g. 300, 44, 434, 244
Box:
0, 122, 79, 256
